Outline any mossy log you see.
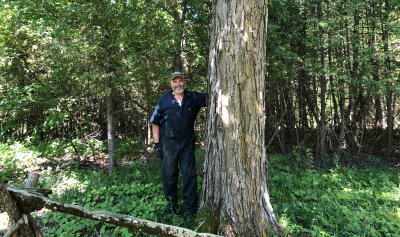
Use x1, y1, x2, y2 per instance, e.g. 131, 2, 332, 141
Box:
7, 187, 221, 237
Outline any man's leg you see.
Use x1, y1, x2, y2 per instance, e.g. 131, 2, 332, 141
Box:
179, 141, 198, 215
161, 142, 179, 215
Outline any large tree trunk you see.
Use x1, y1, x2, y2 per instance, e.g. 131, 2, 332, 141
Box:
200, 0, 281, 236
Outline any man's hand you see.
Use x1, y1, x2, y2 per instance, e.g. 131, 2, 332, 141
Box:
154, 143, 163, 159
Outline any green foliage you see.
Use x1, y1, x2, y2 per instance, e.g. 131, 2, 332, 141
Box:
269, 148, 314, 173
38, 162, 167, 237
114, 138, 142, 160
269, 166, 400, 236
0, 0, 209, 151
0, 142, 39, 184
2, 140, 399, 236
32, 139, 104, 159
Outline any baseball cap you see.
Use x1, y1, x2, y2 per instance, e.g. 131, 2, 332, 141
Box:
170, 72, 185, 80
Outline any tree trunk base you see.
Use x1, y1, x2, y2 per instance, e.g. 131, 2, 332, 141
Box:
200, 215, 220, 234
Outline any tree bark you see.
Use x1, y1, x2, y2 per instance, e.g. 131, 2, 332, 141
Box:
4, 218, 25, 237
174, 0, 189, 72
201, 0, 281, 236
24, 173, 45, 237
328, 48, 339, 129
106, 92, 116, 174
317, 0, 326, 162
24, 173, 40, 189
383, 0, 392, 159
0, 184, 35, 237
348, 8, 360, 149
370, 0, 383, 133
278, 78, 286, 153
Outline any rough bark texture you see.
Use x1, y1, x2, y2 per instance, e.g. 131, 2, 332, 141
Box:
7, 187, 221, 237
4, 218, 25, 237
200, 0, 281, 236
0, 184, 35, 237
23, 173, 45, 237
24, 173, 40, 189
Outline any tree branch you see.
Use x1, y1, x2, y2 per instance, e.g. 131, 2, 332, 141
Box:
7, 187, 221, 237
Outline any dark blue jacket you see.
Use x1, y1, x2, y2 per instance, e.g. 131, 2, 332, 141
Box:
150, 90, 206, 145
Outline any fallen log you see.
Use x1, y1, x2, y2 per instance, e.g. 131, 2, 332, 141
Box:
7, 187, 221, 237
4, 218, 25, 237
0, 184, 35, 237
23, 173, 45, 237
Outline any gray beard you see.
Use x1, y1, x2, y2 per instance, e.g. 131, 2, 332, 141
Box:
172, 87, 185, 94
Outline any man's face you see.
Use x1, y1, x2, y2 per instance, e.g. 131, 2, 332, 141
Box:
170, 77, 186, 94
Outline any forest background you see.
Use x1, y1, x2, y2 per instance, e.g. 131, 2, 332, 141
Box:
1, 0, 400, 236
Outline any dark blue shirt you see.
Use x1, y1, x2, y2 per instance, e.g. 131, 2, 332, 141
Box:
150, 90, 206, 143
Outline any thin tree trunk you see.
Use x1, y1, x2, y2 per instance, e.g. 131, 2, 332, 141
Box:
348, 8, 360, 149
125, 91, 150, 163
336, 13, 346, 154
383, 0, 392, 159
369, 0, 383, 149
101, 2, 116, 174
328, 48, 339, 129
317, 0, 326, 162
174, 0, 188, 72
107, 93, 116, 174
278, 78, 286, 153
201, 0, 281, 235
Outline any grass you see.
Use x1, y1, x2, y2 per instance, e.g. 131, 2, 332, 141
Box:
1, 140, 399, 236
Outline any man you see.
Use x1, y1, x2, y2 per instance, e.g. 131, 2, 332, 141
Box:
150, 71, 206, 224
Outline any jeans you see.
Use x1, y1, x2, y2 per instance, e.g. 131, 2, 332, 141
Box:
161, 139, 198, 215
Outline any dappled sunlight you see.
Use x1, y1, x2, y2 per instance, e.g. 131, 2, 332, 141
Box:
395, 208, 400, 220
381, 190, 400, 202
268, 161, 400, 235
0, 212, 10, 232
0, 142, 40, 175
277, 214, 289, 228
50, 171, 89, 196
221, 94, 230, 126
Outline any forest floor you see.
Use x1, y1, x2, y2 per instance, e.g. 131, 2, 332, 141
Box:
1, 140, 399, 236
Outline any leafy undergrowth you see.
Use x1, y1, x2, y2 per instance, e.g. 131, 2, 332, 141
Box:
269, 154, 400, 236
0, 140, 204, 236
1, 141, 400, 236
37, 163, 169, 237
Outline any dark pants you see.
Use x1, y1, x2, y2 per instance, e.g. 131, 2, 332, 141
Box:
161, 140, 198, 215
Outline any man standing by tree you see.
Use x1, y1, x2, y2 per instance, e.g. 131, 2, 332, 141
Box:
150, 72, 206, 224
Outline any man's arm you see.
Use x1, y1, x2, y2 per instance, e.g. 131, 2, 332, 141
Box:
152, 124, 160, 143
152, 124, 163, 159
